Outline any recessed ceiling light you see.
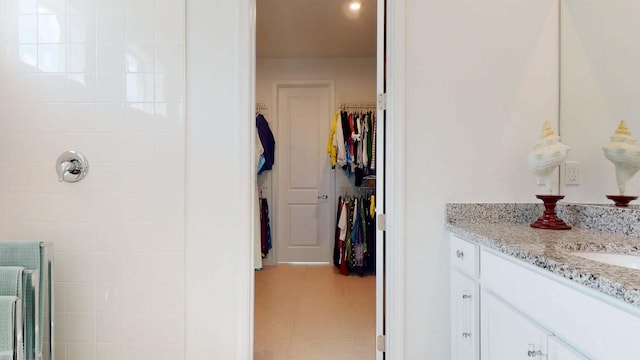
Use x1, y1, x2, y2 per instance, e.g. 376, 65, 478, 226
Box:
349, 1, 361, 11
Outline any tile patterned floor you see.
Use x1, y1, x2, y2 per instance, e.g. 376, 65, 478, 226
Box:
254, 264, 376, 360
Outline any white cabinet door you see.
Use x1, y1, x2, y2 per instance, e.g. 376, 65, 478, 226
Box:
481, 291, 548, 360
548, 336, 588, 360
451, 271, 479, 360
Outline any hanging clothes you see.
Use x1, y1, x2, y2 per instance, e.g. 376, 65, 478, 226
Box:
259, 198, 272, 258
337, 198, 349, 276
256, 113, 275, 174
352, 198, 365, 274
367, 113, 376, 171
370, 113, 376, 171
333, 196, 343, 266
327, 109, 377, 182
327, 112, 343, 168
334, 193, 376, 276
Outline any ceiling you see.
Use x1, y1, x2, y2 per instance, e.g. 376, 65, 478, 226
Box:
256, 0, 377, 59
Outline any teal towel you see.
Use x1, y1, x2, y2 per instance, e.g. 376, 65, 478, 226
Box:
0, 295, 17, 358
0, 242, 41, 360
0, 266, 24, 298
0, 267, 25, 360
0, 242, 41, 270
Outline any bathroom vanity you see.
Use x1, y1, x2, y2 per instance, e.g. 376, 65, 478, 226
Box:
447, 203, 640, 359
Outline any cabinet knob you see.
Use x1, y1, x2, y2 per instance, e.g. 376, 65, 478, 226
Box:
456, 250, 464, 259
462, 294, 472, 300
527, 344, 546, 358
462, 332, 472, 338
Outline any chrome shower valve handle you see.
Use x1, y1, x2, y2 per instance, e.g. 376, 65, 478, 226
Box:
56, 151, 89, 183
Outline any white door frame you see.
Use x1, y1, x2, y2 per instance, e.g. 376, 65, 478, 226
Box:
250, 0, 407, 357
184, 0, 405, 358
271, 80, 336, 264
252, 0, 406, 357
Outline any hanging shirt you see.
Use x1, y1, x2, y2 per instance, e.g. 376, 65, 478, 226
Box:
256, 114, 276, 174
370, 114, 376, 171
366, 112, 373, 170
338, 201, 348, 241
362, 113, 369, 169
349, 113, 357, 172
332, 111, 347, 167
343, 112, 354, 176
369, 195, 375, 218
256, 127, 265, 173
327, 112, 337, 166
354, 114, 364, 168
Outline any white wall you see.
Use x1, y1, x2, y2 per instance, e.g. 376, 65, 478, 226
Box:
0, 0, 186, 358
256, 57, 376, 107
560, 0, 640, 202
403, 0, 558, 357
256, 57, 376, 263
186, 0, 253, 358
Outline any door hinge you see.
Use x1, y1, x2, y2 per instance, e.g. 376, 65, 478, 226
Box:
377, 93, 387, 110
377, 213, 386, 231
377, 335, 386, 352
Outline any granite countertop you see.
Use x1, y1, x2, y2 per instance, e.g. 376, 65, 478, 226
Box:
445, 203, 640, 308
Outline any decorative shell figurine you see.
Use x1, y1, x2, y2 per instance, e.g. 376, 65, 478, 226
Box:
602, 120, 640, 195
528, 121, 570, 194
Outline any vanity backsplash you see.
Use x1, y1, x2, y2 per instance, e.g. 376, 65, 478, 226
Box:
446, 203, 640, 238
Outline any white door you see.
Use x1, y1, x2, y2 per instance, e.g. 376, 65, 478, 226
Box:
276, 82, 334, 263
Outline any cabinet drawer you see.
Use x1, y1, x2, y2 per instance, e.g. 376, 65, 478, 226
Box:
450, 235, 479, 277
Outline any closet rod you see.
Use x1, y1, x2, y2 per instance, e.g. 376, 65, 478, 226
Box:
256, 103, 268, 113
339, 102, 377, 111
339, 186, 375, 196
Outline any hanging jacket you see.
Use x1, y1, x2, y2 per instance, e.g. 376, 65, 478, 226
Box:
256, 114, 276, 174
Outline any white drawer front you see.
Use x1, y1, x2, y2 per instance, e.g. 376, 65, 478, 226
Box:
450, 235, 479, 278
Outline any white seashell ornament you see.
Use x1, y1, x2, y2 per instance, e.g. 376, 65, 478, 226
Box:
602, 120, 640, 195
528, 121, 570, 194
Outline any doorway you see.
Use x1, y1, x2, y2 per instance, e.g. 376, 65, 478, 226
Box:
253, 0, 382, 359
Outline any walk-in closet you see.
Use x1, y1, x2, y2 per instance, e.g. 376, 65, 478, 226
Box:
253, 0, 379, 359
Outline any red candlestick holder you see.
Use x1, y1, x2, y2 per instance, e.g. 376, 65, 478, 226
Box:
530, 195, 571, 230
606, 195, 638, 208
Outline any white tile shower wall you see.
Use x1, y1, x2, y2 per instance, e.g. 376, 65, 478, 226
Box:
0, 0, 186, 358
